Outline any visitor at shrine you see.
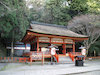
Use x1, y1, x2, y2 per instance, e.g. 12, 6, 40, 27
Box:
49, 44, 57, 64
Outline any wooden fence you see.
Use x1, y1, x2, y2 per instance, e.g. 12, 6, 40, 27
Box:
0, 52, 45, 65
0, 57, 29, 63
30, 51, 44, 65
0, 51, 59, 65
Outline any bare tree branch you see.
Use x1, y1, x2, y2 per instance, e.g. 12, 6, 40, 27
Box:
68, 14, 100, 50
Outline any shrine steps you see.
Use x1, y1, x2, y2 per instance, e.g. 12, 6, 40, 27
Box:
58, 56, 74, 64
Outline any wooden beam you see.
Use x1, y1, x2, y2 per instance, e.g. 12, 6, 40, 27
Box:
39, 41, 73, 44
22, 31, 35, 43
22, 31, 88, 44
27, 31, 88, 41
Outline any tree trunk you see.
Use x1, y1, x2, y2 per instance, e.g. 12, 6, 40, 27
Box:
10, 31, 14, 57
94, 50, 96, 57
86, 49, 88, 56
11, 41, 14, 57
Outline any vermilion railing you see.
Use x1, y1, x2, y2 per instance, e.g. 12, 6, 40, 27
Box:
29, 51, 51, 65
30, 51, 59, 64
0, 57, 29, 63
0, 51, 59, 64
23, 51, 51, 56
54, 53, 59, 63
68, 52, 81, 62
30, 51, 43, 61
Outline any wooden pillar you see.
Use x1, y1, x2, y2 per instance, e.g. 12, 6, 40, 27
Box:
42, 52, 44, 65
49, 38, 51, 45
49, 38, 52, 52
73, 40, 75, 53
37, 37, 39, 52
62, 44, 66, 55
62, 39, 66, 55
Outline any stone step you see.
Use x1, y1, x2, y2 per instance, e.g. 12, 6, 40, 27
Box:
59, 56, 73, 64
58, 62, 74, 64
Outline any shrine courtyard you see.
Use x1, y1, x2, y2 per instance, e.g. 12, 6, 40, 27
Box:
0, 59, 100, 75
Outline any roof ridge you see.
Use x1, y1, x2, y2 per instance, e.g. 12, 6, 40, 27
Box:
31, 21, 67, 28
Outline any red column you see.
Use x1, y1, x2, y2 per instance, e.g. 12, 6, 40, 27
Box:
73, 40, 75, 53
49, 38, 51, 44
62, 44, 66, 55
49, 38, 52, 52
37, 37, 39, 52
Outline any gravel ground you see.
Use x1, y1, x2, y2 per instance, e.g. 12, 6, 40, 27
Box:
0, 59, 100, 75
71, 70, 100, 75
0, 63, 8, 70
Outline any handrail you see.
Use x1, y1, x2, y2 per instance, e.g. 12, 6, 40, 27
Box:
68, 52, 81, 62
54, 53, 59, 63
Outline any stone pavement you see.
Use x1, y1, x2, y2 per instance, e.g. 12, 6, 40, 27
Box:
0, 60, 100, 75
0, 63, 8, 70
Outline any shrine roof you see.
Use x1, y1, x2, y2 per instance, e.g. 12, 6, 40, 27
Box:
28, 22, 88, 38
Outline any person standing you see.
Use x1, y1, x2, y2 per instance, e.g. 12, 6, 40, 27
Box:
80, 46, 86, 60
50, 44, 56, 64
79, 45, 86, 56
81, 47, 86, 56
51, 47, 56, 56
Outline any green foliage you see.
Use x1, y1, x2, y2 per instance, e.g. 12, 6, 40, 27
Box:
87, 0, 100, 14
0, 42, 6, 56
0, 0, 100, 56
35, 0, 72, 25
44, 0, 71, 25
68, 0, 88, 16
89, 41, 100, 54
0, 0, 29, 41
28, 0, 100, 25
0, 0, 29, 56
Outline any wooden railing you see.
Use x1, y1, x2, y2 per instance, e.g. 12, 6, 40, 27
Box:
0, 51, 59, 64
23, 51, 51, 56
0, 57, 29, 63
29, 51, 50, 65
68, 52, 81, 62
54, 53, 59, 63
30, 51, 59, 64
30, 51, 43, 61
